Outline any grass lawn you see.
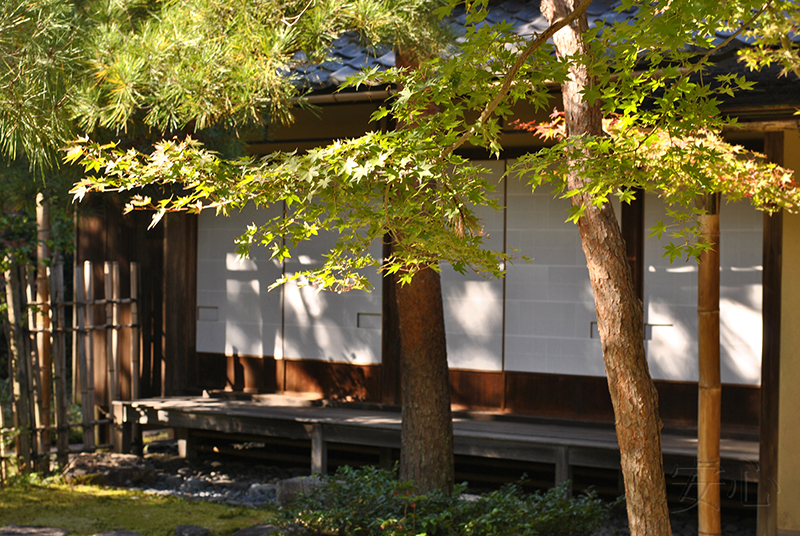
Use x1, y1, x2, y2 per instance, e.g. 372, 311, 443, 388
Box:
0, 477, 275, 536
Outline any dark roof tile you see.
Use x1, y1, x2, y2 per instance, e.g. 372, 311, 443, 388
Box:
289, 1, 790, 92
329, 65, 360, 85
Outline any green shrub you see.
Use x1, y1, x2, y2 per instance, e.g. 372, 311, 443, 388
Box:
280, 466, 617, 536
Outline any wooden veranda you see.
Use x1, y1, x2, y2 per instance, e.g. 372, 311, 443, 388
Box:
112, 393, 759, 493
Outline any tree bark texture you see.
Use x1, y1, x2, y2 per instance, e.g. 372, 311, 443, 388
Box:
396, 266, 454, 495
540, 1, 672, 534
697, 194, 721, 536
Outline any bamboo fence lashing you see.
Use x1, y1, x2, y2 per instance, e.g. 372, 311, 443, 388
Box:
1, 258, 141, 472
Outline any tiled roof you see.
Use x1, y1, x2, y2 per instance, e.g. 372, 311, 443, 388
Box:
290, 0, 791, 92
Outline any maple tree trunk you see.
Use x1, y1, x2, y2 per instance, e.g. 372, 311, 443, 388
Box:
541, 1, 672, 534
392, 49, 454, 495
395, 266, 454, 495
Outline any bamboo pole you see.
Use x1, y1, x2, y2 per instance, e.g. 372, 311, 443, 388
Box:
104, 262, 120, 404
83, 261, 97, 451
113, 262, 120, 400
0, 385, 6, 485
35, 193, 52, 456
130, 263, 140, 401
49, 261, 70, 467
74, 266, 92, 451
130, 262, 141, 453
72, 256, 78, 405
4, 265, 32, 472
1, 282, 10, 484
25, 267, 46, 472
698, 193, 721, 536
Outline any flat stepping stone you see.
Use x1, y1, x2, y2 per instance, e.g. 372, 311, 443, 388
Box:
231, 525, 278, 536
0, 527, 68, 536
93, 532, 143, 536
175, 526, 210, 536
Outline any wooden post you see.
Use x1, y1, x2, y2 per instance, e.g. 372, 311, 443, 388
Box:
35, 193, 52, 458
309, 424, 327, 475
104, 262, 119, 403
25, 267, 46, 472
49, 261, 70, 467
698, 193, 721, 536
555, 446, 573, 497
4, 265, 33, 472
758, 132, 784, 536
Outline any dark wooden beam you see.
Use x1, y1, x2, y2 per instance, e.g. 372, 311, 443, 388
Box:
758, 131, 784, 536
162, 213, 198, 396
380, 239, 401, 405
621, 189, 645, 303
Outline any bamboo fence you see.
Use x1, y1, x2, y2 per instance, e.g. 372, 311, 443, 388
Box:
0, 260, 140, 482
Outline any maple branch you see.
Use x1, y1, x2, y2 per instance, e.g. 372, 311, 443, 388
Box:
436, 0, 593, 162
672, 1, 772, 89
643, 1, 772, 144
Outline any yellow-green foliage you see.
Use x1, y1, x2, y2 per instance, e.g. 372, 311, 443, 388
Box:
0, 477, 275, 536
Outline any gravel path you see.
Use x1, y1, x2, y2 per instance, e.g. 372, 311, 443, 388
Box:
117, 449, 306, 509
62, 444, 759, 535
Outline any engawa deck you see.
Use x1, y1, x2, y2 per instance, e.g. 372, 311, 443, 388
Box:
112, 395, 759, 487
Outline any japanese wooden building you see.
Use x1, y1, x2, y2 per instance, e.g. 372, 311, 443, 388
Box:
74, 5, 800, 534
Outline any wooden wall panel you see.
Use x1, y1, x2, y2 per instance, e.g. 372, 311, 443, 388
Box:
194, 353, 380, 400
163, 213, 198, 396
195, 352, 229, 391
505, 372, 614, 421
190, 353, 760, 430
284, 360, 382, 402
225, 355, 278, 393
450, 370, 503, 410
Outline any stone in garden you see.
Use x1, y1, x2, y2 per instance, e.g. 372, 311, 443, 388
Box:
0, 526, 68, 536
63, 453, 155, 487
275, 476, 323, 506
231, 525, 278, 536
174, 525, 210, 536
93, 532, 143, 536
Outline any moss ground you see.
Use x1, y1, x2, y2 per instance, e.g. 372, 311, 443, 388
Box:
0, 477, 275, 536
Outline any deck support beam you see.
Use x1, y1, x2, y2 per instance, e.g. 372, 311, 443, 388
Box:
555, 446, 573, 495
176, 427, 196, 459
309, 424, 327, 475
113, 403, 133, 454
